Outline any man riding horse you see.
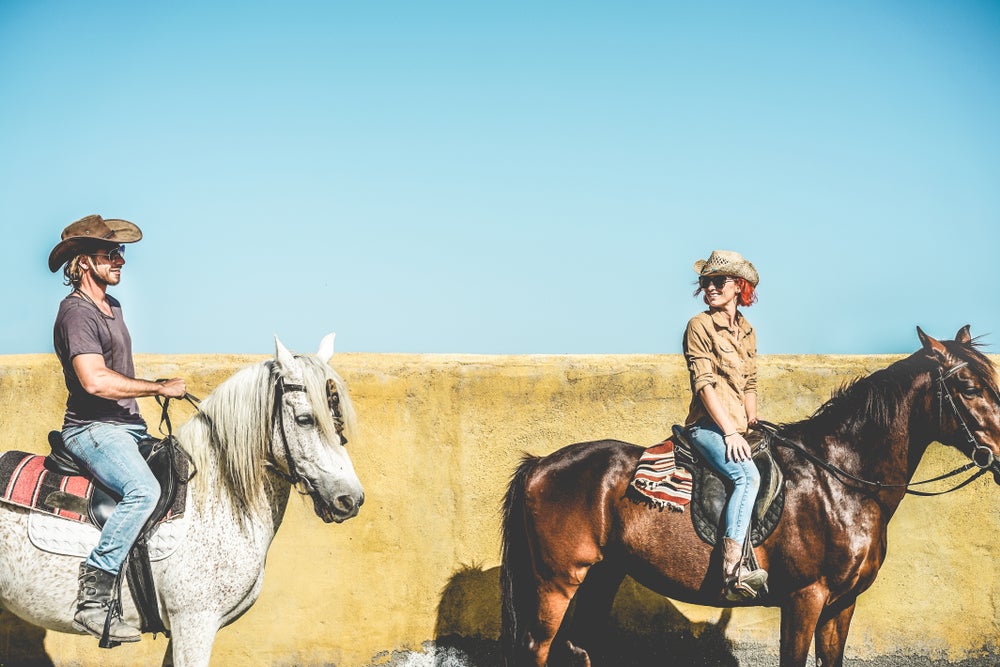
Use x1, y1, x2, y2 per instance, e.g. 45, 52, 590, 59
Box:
48, 215, 187, 643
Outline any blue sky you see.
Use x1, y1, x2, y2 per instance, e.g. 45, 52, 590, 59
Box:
2, 1, 998, 355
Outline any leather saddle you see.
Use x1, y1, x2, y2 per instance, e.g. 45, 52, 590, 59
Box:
44, 431, 181, 531
671, 425, 785, 547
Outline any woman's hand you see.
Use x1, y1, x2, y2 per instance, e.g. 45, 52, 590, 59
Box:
724, 432, 753, 462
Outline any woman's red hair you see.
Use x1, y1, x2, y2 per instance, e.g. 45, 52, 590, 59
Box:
735, 277, 757, 307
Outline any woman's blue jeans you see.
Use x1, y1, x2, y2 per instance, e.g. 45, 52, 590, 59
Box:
686, 421, 760, 543
61, 422, 160, 575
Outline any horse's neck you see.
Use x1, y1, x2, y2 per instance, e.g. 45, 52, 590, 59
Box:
177, 425, 292, 538
793, 380, 937, 499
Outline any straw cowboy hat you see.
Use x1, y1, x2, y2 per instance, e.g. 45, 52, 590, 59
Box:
48, 214, 143, 272
694, 250, 759, 287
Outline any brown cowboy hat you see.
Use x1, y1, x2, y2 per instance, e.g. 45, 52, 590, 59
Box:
48, 214, 143, 272
693, 249, 759, 287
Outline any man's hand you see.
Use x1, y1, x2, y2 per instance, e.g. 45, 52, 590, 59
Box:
157, 378, 187, 399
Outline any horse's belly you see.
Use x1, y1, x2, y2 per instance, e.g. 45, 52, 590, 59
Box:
616, 498, 718, 599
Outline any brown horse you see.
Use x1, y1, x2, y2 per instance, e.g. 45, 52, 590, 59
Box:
500, 326, 1000, 667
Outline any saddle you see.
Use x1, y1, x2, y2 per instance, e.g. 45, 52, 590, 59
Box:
44, 431, 182, 530
43, 431, 192, 642
671, 425, 785, 547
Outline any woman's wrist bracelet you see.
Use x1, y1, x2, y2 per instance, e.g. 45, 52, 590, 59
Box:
723, 432, 737, 438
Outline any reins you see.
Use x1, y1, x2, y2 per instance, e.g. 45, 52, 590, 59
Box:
754, 359, 996, 497
155, 375, 306, 485
153, 385, 200, 482
154, 388, 202, 438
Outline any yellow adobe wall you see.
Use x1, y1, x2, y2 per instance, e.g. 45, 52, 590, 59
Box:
0, 352, 997, 666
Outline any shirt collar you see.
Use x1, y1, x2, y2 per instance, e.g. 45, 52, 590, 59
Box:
708, 308, 751, 335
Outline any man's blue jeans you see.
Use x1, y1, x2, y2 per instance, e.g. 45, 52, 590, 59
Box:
61, 422, 160, 575
686, 421, 760, 543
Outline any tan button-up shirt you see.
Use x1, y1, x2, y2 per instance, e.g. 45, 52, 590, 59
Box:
683, 309, 757, 433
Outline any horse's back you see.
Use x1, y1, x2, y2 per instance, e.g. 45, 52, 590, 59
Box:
525, 439, 643, 510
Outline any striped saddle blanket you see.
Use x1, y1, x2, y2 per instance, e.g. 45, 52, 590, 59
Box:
0, 451, 185, 526
628, 437, 694, 511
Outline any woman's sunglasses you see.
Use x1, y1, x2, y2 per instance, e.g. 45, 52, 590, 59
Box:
698, 275, 734, 290
91, 244, 126, 262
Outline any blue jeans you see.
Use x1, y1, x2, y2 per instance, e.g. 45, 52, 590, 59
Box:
686, 421, 760, 543
61, 422, 160, 575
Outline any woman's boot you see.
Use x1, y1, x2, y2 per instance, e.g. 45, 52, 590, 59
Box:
722, 537, 768, 601
73, 563, 141, 643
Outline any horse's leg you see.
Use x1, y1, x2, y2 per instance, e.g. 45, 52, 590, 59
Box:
813, 597, 857, 667
161, 613, 220, 667
779, 585, 827, 667
562, 563, 625, 665
532, 573, 587, 667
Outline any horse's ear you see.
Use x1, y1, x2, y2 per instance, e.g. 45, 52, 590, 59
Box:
955, 325, 972, 344
274, 335, 296, 370
917, 326, 948, 356
317, 333, 336, 364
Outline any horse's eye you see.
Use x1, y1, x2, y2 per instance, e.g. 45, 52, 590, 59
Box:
957, 382, 979, 397
296, 414, 316, 427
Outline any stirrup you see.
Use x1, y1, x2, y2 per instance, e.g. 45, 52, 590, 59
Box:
725, 569, 768, 601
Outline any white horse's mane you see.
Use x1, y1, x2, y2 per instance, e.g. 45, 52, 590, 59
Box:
176, 354, 357, 521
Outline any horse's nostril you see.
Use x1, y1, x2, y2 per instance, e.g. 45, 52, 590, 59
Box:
334, 495, 357, 514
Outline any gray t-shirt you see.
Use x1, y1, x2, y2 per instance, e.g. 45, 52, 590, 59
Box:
53, 293, 145, 428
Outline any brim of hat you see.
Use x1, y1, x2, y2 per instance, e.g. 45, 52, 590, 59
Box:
48, 220, 142, 272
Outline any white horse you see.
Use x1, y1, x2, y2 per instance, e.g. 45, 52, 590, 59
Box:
0, 334, 364, 666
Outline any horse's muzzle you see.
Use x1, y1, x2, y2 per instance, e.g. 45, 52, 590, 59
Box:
312, 490, 364, 523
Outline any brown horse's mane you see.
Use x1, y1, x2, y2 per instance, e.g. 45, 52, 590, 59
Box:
783, 338, 997, 443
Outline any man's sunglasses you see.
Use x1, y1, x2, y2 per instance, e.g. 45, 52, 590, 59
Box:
698, 275, 734, 290
91, 244, 126, 262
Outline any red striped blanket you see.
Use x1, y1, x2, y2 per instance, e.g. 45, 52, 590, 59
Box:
0, 451, 185, 525
629, 437, 693, 511
0, 452, 93, 522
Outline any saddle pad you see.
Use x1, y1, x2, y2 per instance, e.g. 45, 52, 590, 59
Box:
0, 451, 187, 524
629, 438, 694, 511
28, 509, 188, 561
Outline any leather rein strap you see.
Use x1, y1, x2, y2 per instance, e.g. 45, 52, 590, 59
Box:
269, 377, 307, 485
755, 361, 997, 497
154, 387, 202, 437
157, 375, 309, 485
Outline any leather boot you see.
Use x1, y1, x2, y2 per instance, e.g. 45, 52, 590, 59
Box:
73, 563, 141, 643
722, 537, 768, 601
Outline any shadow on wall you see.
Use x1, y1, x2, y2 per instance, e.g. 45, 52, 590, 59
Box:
0, 610, 54, 667
427, 565, 737, 667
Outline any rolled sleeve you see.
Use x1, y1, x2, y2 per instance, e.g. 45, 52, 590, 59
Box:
684, 319, 717, 394
744, 327, 758, 394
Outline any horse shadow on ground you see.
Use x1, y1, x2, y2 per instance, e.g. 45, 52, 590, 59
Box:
0, 610, 54, 667
427, 564, 738, 667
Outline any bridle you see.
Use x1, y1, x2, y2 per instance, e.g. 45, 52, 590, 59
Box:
266, 375, 348, 487
935, 361, 996, 471
155, 372, 348, 489
269, 377, 308, 485
757, 359, 1000, 496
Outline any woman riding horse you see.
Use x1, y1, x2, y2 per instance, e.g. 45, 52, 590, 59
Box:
683, 249, 768, 600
